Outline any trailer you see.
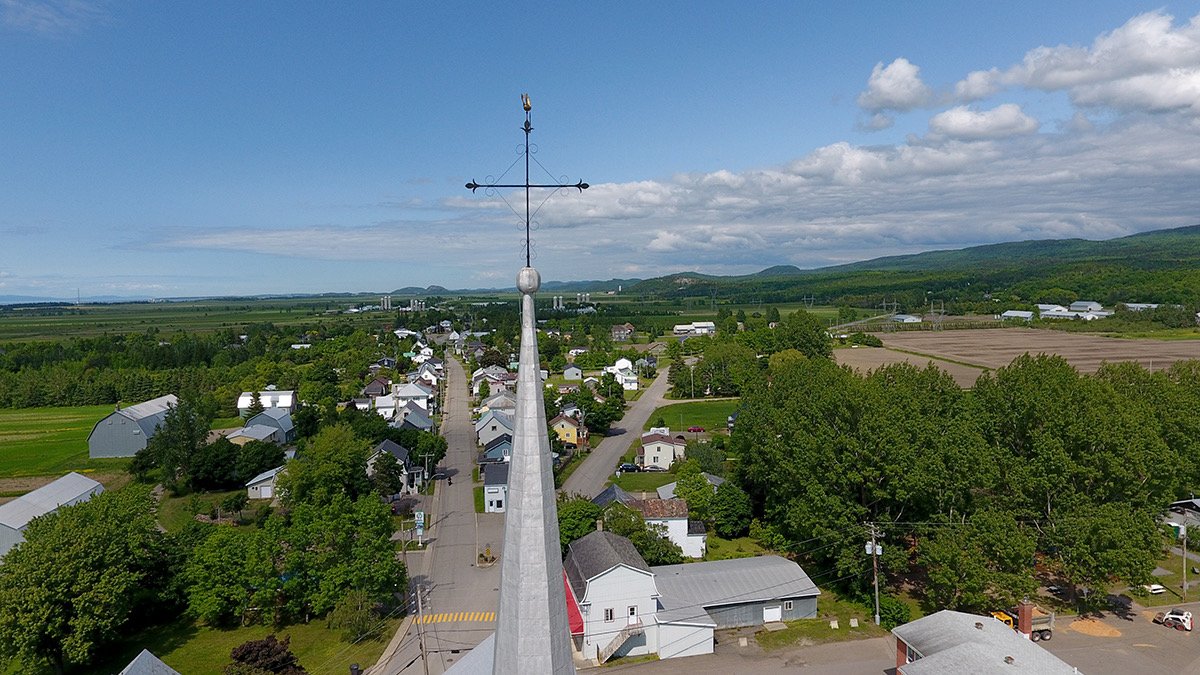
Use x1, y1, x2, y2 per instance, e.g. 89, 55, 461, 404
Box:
991, 605, 1055, 641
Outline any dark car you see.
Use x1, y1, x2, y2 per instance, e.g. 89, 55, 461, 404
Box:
687, 426, 705, 433
644, 465, 668, 472
618, 463, 641, 473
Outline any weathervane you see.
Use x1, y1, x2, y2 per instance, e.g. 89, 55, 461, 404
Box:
466, 94, 589, 267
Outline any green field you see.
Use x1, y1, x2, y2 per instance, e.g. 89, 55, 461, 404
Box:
0, 405, 128, 477
610, 471, 676, 493
644, 400, 741, 433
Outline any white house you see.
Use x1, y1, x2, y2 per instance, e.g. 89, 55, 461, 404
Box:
0, 472, 104, 561
564, 364, 583, 380
394, 382, 433, 412
476, 410, 515, 447
367, 439, 424, 496
246, 466, 284, 500
565, 531, 660, 663
639, 432, 686, 470
483, 463, 509, 513
637, 498, 705, 559
237, 388, 295, 417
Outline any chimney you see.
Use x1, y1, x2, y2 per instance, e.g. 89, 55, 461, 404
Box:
114, 401, 121, 412
1004, 656, 1014, 665
596, 519, 604, 532
1017, 601, 1033, 639
974, 621, 983, 630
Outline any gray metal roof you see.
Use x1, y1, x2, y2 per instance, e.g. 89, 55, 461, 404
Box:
0, 472, 104, 532
564, 530, 651, 598
483, 462, 509, 487
246, 465, 284, 487
373, 439, 411, 465
651, 555, 819, 624
117, 394, 177, 421
656, 472, 726, 500
246, 407, 294, 433
590, 484, 635, 509
228, 424, 278, 442
894, 611, 1079, 675
118, 649, 182, 675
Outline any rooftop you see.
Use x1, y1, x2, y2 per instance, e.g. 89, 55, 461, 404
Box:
894, 610, 1079, 675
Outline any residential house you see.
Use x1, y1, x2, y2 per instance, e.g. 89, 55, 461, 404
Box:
362, 376, 391, 397
368, 439, 424, 495
583, 376, 600, 390
550, 413, 587, 448
893, 609, 1080, 674
638, 432, 686, 470
476, 410, 515, 447
395, 402, 436, 433
225, 424, 280, 446
589, 487, 704, 558
564, 530, 819, 663
244, 408, 296, 443
0, 472, 104, 560
564, 364, 583, 380
606, 357, 635, 374
478, 434, 513, 464
480, 392, 517, 415
88, 394, 178, 459
246, 466, 284, 500
611, 323, 635, 342
350, 398, 372, 411
483, 462, 509, 513
394, 382, 434, 412
236, 388, 296, 417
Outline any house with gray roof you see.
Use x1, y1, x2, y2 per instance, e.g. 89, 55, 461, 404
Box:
483, 462, 509, 513
563, 530, 819, 664
0, 472, 104, 561
656, 472, 726, 500
246, 466, 285, 500
893, 610, 1081, 674
87, 394, 178, 458
244, 408, 296, 443
475, 410, 515, 447
225, 424, 280, 445
368, 439, 423, 495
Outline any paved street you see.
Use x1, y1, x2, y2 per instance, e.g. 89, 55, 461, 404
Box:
560, 369, 671, 499
373, 356, 504, 674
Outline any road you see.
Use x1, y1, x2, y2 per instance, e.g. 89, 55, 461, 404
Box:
560, 369, 671, 499
372, 356, 504, 675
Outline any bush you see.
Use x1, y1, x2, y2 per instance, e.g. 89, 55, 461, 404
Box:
878, 595, 911, 630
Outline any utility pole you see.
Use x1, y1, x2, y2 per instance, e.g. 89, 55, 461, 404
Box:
1185, 526, 1189, 603
867, 523, 881, 626
416, 583, 430, 675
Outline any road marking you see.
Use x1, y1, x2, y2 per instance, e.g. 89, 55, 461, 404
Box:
419, 611, 495, 624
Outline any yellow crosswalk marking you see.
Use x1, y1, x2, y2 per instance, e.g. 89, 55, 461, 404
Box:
417, 611, 496, 624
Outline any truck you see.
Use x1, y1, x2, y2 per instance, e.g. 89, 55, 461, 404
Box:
991, 604, 1055, 641
1153, 608, 1193, 631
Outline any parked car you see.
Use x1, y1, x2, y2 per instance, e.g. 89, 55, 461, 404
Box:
618, 463, 641, 473
644, 466, 668, 472
687, 426, 705, 432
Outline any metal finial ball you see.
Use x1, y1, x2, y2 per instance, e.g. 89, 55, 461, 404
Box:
517, 267, 541, 294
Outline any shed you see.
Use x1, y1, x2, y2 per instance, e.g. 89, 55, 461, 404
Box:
246, 466, 285, 500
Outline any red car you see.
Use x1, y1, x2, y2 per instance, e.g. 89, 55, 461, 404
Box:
687, 426, 705, 432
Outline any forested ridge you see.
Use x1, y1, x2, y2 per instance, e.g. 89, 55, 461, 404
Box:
626, 223, 1200, 311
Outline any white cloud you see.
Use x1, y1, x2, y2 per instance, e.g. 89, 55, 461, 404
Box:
856, 58, 933, 112
0, 0, 108, 35
929, 104, 1040, 140
954, 10, 1200, 114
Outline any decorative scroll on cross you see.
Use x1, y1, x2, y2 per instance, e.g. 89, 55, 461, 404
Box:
466, 94, 589, 267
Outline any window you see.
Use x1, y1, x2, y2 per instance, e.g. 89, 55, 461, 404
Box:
604, 608, 614, 622
784, 600, 793, 611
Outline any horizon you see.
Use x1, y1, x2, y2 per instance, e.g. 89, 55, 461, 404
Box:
4, 2, 1200, 298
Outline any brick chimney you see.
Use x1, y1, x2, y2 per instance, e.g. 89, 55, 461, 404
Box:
1017, 601, 1033, 639
896, 637, 908, 668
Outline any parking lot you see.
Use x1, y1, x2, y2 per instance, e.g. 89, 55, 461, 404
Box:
1042, 602, 1200, 674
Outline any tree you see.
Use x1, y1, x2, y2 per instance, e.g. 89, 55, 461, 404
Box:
144, 396, 212, 493
710, 482, 753, 538
370, 450, 408, 497
772, 309, 832, 359
478, 379, 491, 400
185, 525, 264, 626
236, 440, 285, 485
327, 590, 383, 643
226, 634, 306, 675
0, 486, 170, 674
557, 495, 603, 555
276, 424, 371, 507
479, 349, 507, 368
246, 391, 266, 418
223, 492, 250, 519
673, 461, 714, 522
191, 436, 241, 490
602, 503, 685, 565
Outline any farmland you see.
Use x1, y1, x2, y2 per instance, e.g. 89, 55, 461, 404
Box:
0, 405, 126, 478
835, 346, 986, 387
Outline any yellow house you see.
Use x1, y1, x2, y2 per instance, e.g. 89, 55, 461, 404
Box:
549, 413, 586, 447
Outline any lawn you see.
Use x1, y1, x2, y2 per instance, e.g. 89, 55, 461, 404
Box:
610, 472, 675, 493
474, 486, 485, 513
643, 400, 740, 434
158, 490, 260, 532
755, 593, 888, 651
0, 405, 128, 477
86, 615, 403, 675
703, 535, 765, 561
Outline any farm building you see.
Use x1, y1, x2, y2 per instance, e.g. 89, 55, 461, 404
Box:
237, 388, 296, 417
0, 472, 104, 561
87, 394, 178, 459
893, 314, 922, 323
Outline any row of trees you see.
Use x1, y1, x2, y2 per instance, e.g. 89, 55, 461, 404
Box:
731, 352, 1197, 611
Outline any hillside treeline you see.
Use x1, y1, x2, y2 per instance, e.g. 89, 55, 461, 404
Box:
732, 353, 1197, 611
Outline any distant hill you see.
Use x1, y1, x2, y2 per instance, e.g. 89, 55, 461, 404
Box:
624, 224, 1200, 309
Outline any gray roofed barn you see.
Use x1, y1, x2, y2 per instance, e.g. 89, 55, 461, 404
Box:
0, 472, 105, 560
245, 408, 296, 443
87, 394, 179, 458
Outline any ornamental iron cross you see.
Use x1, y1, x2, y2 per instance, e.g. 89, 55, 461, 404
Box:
466, 94, 589, 267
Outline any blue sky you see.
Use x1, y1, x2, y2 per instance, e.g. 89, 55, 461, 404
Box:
3, 1, 1200, 298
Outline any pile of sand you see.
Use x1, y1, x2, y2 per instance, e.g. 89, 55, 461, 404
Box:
1069, 618, 1122, 637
